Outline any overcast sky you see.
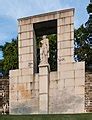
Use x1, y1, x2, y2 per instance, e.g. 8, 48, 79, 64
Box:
0, 0, 90, 58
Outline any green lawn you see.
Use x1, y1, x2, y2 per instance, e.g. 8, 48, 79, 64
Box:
0, 114, 92, 120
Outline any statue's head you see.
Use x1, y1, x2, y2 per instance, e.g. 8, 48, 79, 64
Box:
42, 35, 47, 39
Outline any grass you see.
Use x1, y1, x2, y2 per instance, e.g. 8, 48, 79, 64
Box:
0, 113, 92, 120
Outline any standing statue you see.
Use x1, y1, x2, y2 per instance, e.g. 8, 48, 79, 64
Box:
40, 35, 49, 64
2, 103, 6, 114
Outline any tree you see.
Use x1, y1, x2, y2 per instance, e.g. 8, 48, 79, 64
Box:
2, 38, 18, 76
48, 34, 57, 71
0, 60, 3, 77
74, 25, 92, 67
0, 46, 4, 77
74, 0, 92, 70
87, 0, 92, 14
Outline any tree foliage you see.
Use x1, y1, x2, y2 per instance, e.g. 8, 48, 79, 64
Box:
74, 1, 92, 69
74, 25, 92, 68
48, 34, 57, 71
2, 38, 18, 76
0, 60, 3, 72
87, 3, 92, 14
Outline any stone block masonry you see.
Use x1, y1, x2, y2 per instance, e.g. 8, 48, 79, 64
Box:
9, 8, 86, 114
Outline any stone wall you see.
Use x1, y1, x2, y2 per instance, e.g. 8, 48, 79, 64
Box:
9, 8, 85, 114
85, 72, 92, 112
10, 65, 85, 114
0, 79, 9, 114
9, 69, 39, 114
49, 62, 85, 113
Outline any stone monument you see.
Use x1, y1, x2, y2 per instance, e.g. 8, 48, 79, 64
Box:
9, 8, 85, 114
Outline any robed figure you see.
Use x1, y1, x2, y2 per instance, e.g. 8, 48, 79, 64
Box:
40, 35, 49, 64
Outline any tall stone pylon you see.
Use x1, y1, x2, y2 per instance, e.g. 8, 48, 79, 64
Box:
39, 35, 50, 113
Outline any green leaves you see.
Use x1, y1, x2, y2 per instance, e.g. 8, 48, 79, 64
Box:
87, 3, 92, 14
74, 25, 92, 68
48, 34, 57, 71
2, 38, 18, 76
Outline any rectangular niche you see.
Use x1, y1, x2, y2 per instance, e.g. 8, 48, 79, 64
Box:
33, 19, 57, 73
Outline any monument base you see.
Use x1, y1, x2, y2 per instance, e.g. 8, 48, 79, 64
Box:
39, 63, 50, 114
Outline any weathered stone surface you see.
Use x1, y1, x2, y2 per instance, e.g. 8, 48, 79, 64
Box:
75, 78, 85, 86
19, 61, 33, 70
21, 68, 33, 76
20, 24, 33, 32
58, 41, 73, 49
60, 63, 74, 71
39, 76, 48, 93
75, 69, 85, 78
18, 19, 31, 26
65, 78, 75, 87
9, 69, 21, 77
60, 10, 74, 18
74, 62, 85, 70
19, 47, 31, 55
19, 54, 33, 62
39, 94, 48, 113
50, 72, 58, 81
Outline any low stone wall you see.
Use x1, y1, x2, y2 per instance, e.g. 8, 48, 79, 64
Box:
9, 69, 39, 114
85, 72, 92, 112
0, 79, 9, 114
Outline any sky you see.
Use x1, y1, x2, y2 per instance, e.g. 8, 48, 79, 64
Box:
0, 0, 90, 59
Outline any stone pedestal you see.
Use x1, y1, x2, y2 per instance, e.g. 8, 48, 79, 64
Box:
39, 64, 50, 114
